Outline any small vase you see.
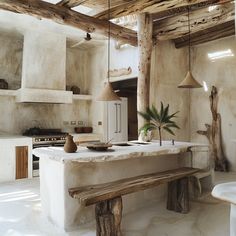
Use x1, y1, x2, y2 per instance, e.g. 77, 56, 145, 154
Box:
138, 130, 153, 142
64, 135, 77, 153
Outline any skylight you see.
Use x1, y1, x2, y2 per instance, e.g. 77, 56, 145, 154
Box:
208, 6, 217, 12
208, 49, 234, 61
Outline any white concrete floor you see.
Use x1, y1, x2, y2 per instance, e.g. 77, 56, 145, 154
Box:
0, 172, 235, 236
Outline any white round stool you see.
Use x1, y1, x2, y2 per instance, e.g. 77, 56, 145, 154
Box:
212, 182, 236, 236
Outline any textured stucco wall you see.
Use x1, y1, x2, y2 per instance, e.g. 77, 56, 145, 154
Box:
190, 36, 236, 170
0, 33, 23, 89
150, 41, 189, 141
88, 40, 189, 141
0, 34, 90, 134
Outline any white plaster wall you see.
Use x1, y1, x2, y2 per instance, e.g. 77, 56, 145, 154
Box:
0, 34, 91, 134
22, 31, 66, 90
0, 33, 23, 89
190, 36, 236, 170
150, 41, 189, 141
66, 48, 90, 94
88, 40, 189, 142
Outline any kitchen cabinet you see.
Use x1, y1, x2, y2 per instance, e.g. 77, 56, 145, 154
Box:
0, 136, 32, 182
105, 97, 128, 142
15, 146, 28, 179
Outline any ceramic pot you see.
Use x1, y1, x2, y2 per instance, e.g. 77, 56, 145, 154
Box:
64, 135, 77, 153
138, 130, 153, 142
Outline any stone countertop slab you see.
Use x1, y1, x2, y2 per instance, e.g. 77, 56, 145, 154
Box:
33, 141, 207, 163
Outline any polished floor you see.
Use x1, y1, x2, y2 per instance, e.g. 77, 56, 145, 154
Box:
0, 172, 235, 236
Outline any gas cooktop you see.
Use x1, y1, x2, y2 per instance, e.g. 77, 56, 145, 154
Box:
23, 127, 67, 136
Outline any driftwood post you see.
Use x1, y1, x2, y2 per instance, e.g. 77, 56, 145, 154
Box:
95, 197, 123, 236
167, 177, 190, 214
197, 86, 228, 171
137, 13, 153, 129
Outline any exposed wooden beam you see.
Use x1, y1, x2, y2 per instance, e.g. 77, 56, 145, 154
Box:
153, 2, 234, 40
95, 0, 230, 20
151, 0, 231, 20
174, 20, 235, 48
57, 0, 133, 9
0, 0, 137, 46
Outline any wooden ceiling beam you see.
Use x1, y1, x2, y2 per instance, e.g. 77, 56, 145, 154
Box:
0, 0, 137, 46
153, 2, 234, 40
151, 0, 231, 20
94, 0, 230, 20
57, 0, 133, 10
174, 20, 235, 48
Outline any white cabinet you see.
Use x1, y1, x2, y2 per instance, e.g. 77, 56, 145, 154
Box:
104, 98, 128, 142
0, 136, 32, 182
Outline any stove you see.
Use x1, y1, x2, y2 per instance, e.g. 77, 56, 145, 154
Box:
24, 128, 68, 147
24, 128, 68, 177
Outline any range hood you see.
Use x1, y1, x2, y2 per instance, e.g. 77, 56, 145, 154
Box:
16, 31, 72, 104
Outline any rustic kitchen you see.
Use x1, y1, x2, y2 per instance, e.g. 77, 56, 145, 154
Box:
0, 0, 236, 235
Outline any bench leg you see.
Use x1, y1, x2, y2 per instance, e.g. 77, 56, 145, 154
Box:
167, 177, 189, 214
95, 196, 123, 236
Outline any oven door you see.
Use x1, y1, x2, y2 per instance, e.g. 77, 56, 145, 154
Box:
32, 143, 65, 177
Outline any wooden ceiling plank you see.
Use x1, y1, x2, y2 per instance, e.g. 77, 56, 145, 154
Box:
174, 20, 235, 48
153, 3, 234, 40
0, 0, 137, 46
94, 0, 231, 20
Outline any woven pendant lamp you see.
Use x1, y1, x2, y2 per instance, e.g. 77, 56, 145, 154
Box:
97, 0, 121, 101
178, 7, 202, 89
97, 81, 121, 101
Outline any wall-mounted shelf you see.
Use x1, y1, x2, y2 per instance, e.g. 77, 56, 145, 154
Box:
0, 90, 93, 102
0, 89, 17, 97
73, 94, 92, 101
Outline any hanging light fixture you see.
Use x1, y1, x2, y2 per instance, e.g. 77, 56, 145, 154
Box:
97, 0, 121, 101
178, 7, 202, 89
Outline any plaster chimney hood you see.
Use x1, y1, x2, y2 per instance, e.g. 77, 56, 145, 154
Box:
16, 31, 72, 104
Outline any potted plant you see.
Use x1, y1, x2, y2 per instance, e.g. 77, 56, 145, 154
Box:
138, 102, 180, 146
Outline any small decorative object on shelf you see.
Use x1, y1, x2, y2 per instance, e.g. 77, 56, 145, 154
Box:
64, 135, 77, 153
138, 102, 180, 146
0, 79, 8, 89
71, 86, 80, 94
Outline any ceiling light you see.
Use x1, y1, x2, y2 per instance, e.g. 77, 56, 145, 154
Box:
178, 7, 202, 89
97, 0, 121, 101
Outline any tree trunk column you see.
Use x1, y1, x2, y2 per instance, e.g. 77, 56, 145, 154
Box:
137, 13, 153, 129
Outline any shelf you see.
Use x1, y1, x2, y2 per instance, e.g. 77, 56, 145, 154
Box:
0, 89, 17, 97
73, 94, 92, 101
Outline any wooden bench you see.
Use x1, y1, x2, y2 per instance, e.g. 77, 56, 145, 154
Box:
69, 167, 199, 236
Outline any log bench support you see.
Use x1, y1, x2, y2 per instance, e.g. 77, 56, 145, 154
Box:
69, 167, 199, 236
95, 197, 122, 236
167, 177, 189, 213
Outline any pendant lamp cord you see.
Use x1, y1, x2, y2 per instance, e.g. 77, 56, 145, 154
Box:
187, 6, 191, 71
107, 0, 111, 82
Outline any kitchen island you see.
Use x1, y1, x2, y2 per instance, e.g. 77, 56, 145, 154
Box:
33, 141, 206, 231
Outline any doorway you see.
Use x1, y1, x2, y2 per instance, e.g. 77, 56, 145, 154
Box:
112, 78, 138, 141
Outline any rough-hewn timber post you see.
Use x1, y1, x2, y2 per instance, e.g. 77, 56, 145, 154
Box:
137, 13, 153, 130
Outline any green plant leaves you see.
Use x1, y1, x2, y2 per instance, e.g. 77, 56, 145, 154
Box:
138, 102, 180, 137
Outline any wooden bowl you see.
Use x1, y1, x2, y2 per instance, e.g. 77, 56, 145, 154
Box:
83, 127, 93, 133
74, 127, 84, 133
86, 142, 112, 151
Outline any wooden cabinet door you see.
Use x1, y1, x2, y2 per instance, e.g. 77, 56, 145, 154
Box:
15, 146, 28, 179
